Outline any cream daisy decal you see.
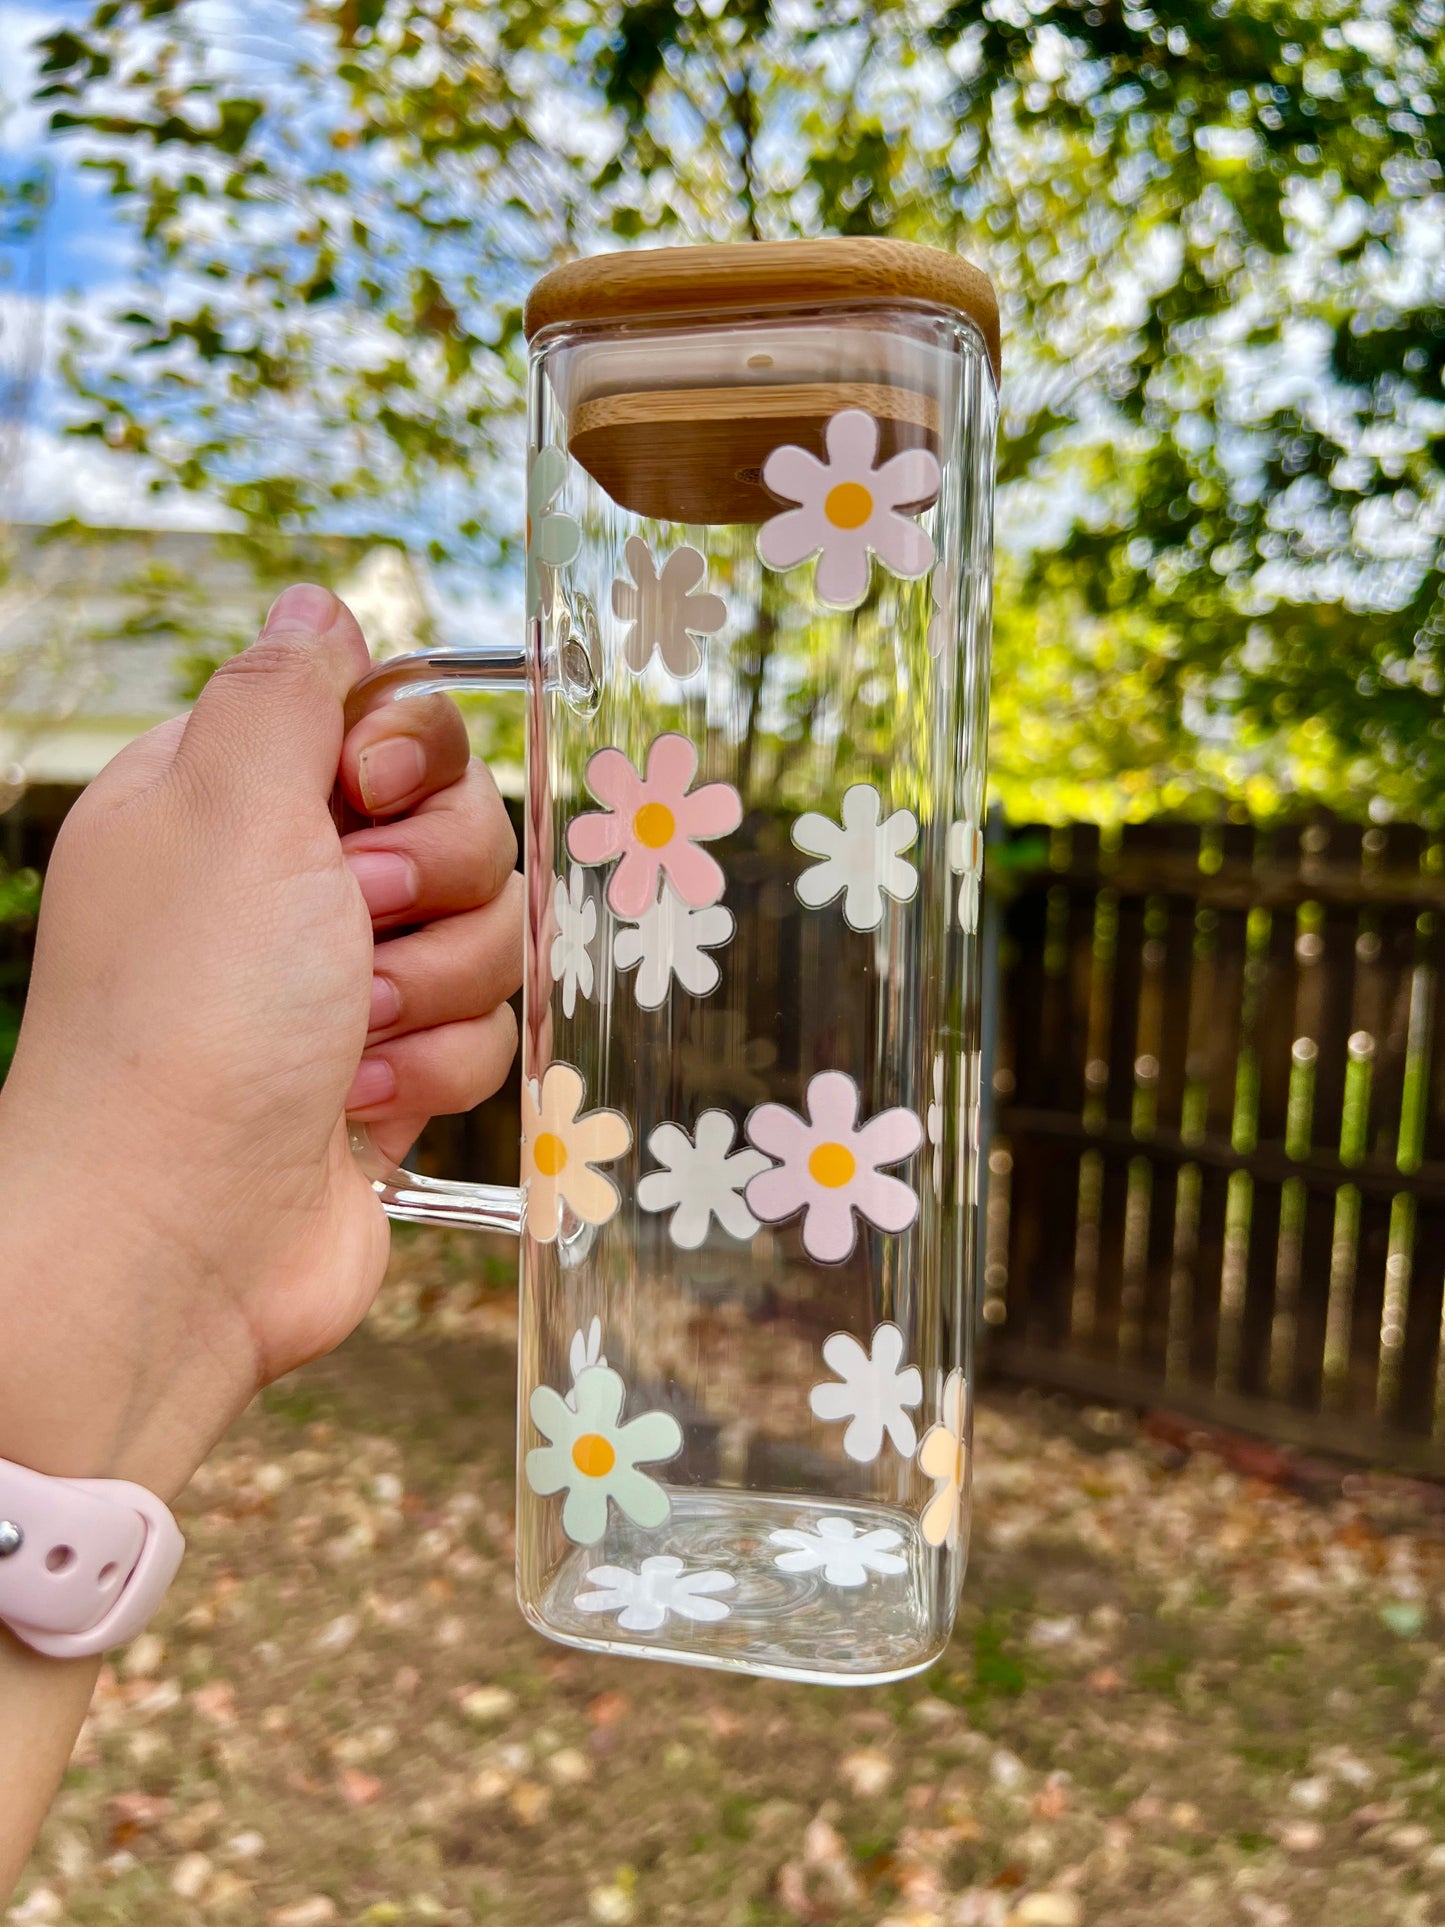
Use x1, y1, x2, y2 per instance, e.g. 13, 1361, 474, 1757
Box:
769, 1515, 907, 1589
526, 1365, 682, 1546
575, 1555, 735, 1632
918, 1368, 968, 1550
927, 559, 957, 660
564, 1316, 607, 1409
613, 536, 727, 678
744, 1070, 923, 1264
948, 764, 985, 935
566, 733, 742, 920
520, 1062, 631, 1245
758, 408, 941, 609
791, 783, 919, 932
926, 1052, 945, 1192
525, 447, 581, 618
637, 1110, 770, 1249
549, 870, 596, 1019
613, 884, 734, 1010
808, 1323, 922, 1463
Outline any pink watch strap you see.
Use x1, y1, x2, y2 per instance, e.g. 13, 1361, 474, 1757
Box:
0, 1459, 184, 1658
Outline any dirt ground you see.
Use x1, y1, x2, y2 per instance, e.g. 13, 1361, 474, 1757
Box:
12, 1229, 1445, 1927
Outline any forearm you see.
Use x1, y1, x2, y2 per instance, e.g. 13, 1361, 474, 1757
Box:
0, 1183, 216, 1903
0, 1632, 99, 1899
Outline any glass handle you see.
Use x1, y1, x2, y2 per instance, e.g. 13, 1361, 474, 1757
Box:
344, 640, 532, 1238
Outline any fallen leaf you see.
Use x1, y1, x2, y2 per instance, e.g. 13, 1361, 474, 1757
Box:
1009, 1895, 1083, 1927
1032, 1778, 1070, 1821
839, 1748, 894, 1798
107, 1791, 172, 1840
269, 1901, 338, 1927
170, 1852, 212, 1900
314, 1614, 359, 1654
508, 1779, 552, 1826
546, 1747, 592, 1786
1280, 1821, 1324, 1853
470, 1768, 513, 1805
460, 1685, 516, 1725
339, 1769, 384, 1808
206, 1871, 253, 1908
192, 1680, 237, 1726
121, 1634, 165, 1679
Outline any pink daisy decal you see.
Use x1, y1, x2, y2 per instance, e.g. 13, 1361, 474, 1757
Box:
744, 1070, 923, 1264
758, 408, 941, 610
565, 733, 741, 920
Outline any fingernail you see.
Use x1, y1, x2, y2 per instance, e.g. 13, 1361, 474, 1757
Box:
358, 736, 426, 813
346, 1054, 396, 1112
346, 851, 418, 918
369, 973, 401, 1031
264, 583, 337, 633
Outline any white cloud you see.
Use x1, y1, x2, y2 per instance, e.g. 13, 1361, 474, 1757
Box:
8, 421, 237, 530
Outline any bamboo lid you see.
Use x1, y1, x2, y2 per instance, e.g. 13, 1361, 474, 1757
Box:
527, 239, 998, 524
525, 238, 1000, 382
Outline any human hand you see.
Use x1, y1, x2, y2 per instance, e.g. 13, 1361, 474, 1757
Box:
0, 585, 522, 1502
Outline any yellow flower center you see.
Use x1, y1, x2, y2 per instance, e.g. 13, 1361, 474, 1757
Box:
571, 1433, 616, 1478
824, 481, 873, 530
633, 802, 676, 849
808, 1141, 857, 1188
533, 1130, 568, 1177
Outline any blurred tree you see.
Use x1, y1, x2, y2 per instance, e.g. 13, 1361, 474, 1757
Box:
30, 0, 1445, 820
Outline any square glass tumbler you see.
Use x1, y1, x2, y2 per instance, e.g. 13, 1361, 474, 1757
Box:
353, 238, 999, 1684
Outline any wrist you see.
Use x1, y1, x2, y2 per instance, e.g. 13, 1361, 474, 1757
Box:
0, 1128, 256, 1502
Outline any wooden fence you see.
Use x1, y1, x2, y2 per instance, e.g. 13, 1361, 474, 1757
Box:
10, 783, 1445, 1471
983, 817, 1445, 1473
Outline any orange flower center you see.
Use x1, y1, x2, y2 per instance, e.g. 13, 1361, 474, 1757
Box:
808, 1141, 857, 1188
533, 1130, 568, 1177
571, 1433, 616, 1478
824, 481, 873, 530
633, 802, 676, 849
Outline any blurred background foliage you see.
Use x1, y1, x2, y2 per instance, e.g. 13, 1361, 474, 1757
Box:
14, 0, 1445, 823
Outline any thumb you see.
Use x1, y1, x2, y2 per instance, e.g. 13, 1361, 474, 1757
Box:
173, 584, 373, 810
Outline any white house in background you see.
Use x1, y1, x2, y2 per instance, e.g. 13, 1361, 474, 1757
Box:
0, 525, 518, 802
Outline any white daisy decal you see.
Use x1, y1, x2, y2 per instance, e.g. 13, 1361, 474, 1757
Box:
758, 408, 940, 609
769, 1515, 907, 1589
612, 536, 727, 679
637, 1110, 771, 1249
926, 1053, 945, 1192
526, 1365, 682, 1546
549, 869, 596, 1019
791, 783, 919, 933
575, 1555, 735, 1632
564, 1316, 607, 1409
808, 1322, 923, 1463
526, 447, 581, 618
948, 764, 985, 934
613, 883, 734, 1010
918, 1368, 968, 1550
927, 559, 957, 660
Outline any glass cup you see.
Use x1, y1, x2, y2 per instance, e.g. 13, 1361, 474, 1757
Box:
350, 239, 999, 1684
